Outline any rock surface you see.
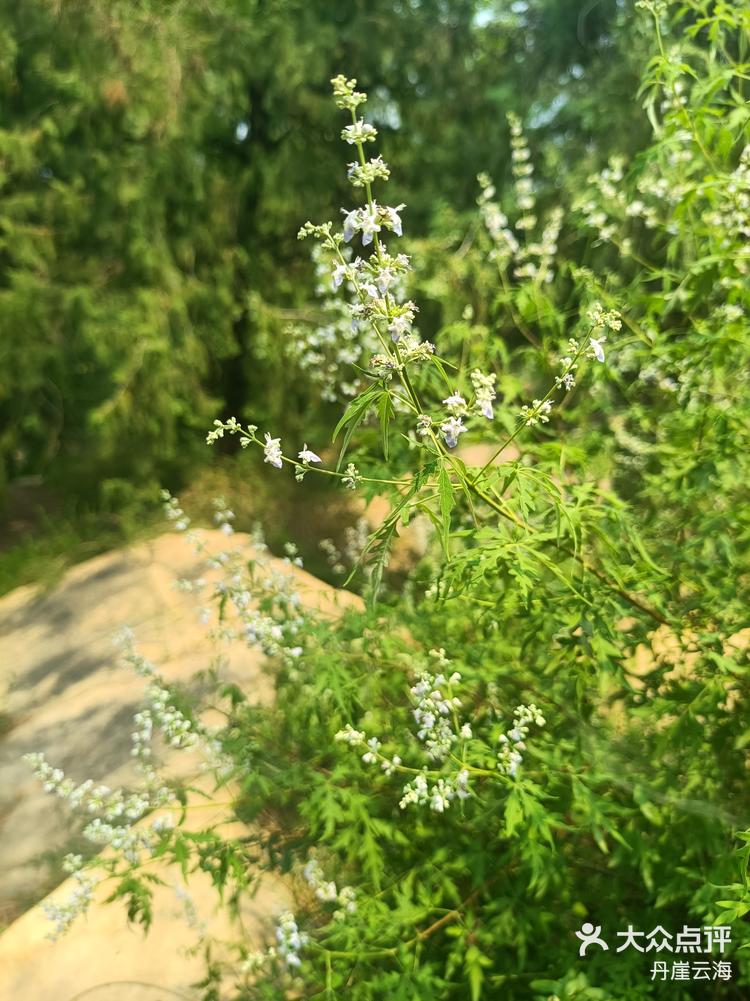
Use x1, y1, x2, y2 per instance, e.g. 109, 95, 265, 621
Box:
0, 529, 360, 1000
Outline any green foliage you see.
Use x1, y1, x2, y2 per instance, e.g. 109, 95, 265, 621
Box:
22, 2, 750, 999
195, 5, 750, 995
0, 0, 646, 510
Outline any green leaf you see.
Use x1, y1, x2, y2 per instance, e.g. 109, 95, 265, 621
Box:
438, 463, 454, 557
332, 385, 381, 469
378, 391, 394, 460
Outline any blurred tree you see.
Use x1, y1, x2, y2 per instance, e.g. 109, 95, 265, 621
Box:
0, 0, 648, 508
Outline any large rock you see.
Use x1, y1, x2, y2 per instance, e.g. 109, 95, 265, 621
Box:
0, 529, 360, 999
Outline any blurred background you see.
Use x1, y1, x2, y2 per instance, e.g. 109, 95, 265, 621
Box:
0, 0, 651, 591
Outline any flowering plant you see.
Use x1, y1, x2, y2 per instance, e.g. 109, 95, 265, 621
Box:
26, 4, 750, 999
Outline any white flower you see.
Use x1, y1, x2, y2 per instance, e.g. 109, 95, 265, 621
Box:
341, 119, 378, 145
456, 770, 470, 799
409, 670, 463, 760
334, 885, 358, 919
342, 209, 360, 243
386, 301, 417, 342
589, 336, 606, 362
399, 773, 429, 809
335, 724, 366, 746
555, 355, 578, 391
520, 399, 553, 427
303, 859, 339, 903
275, 911, 308, 969
388, 314, 411, 341
331, 262, 349, 289
470, 369, 496, 420
442, 392, 467, 414
381, 754, 401, 776
298, 444, 322, 464
382, 203, 405, 236
342, 463, 361, 490
341, 205, 388, 246
430, 782, 452, 813
347, 155, 390, 187
332, 75, 366, 110
440, 417, 467, 448
362, 736, 381, 764
497, 704, 546, 776
587, 302, 622, 331
42, 869, 97, 939
359, 206, 381, 246
263, 433, 283, 468
416, 414, 432, 437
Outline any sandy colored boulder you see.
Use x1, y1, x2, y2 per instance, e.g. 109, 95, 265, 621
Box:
0, 528, 361, 999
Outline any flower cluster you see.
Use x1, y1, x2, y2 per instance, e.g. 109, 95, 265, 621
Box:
334, 651, 481, 814
409, 668, 463, 761
342, 462, 361, 490
334, 726, 403, 776
169, 493, 309, 660
341, 120, 377, 146
577, 144, 696, 253
173, 884, 208, 935
23, 751, 175, 822
477, 173, 519, 265
240, 911, 309, 973
296, 77, 439, 400
508, 112, 536, 230
520, 398, 553, 427
146, 683, 199, 750
207, 420, 325, 485
342, 202, 405, 246
319, 518, 371, 579
275, 911, 309, 969
42, 860, 98, 940
399, 769, 470, 813
212, 497, 235, 536
162, 490, 190, 532
424, 368, 497, 447
347, 154, 390, 188
477, 116, 563, 285
471, 368, 497, 420
579, 156, 628, 243
587, 303, 622, 334
497, 704, 546, 777
519, 308, 618, 425
555, 339, 580, 391
327, 246, 416, 349
23, 738, 179, 894
82, 816, 172, 864
302, 857, 357, 920
205, 415, 249, 446
706, 144, 750, 248
284, 244, 380, 402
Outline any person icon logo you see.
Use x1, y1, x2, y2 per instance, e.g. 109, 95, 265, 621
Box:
576, 922, 609, 957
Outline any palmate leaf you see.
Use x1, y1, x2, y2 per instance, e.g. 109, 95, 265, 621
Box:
105, 876, 158, 931
345, 460, 437, 602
